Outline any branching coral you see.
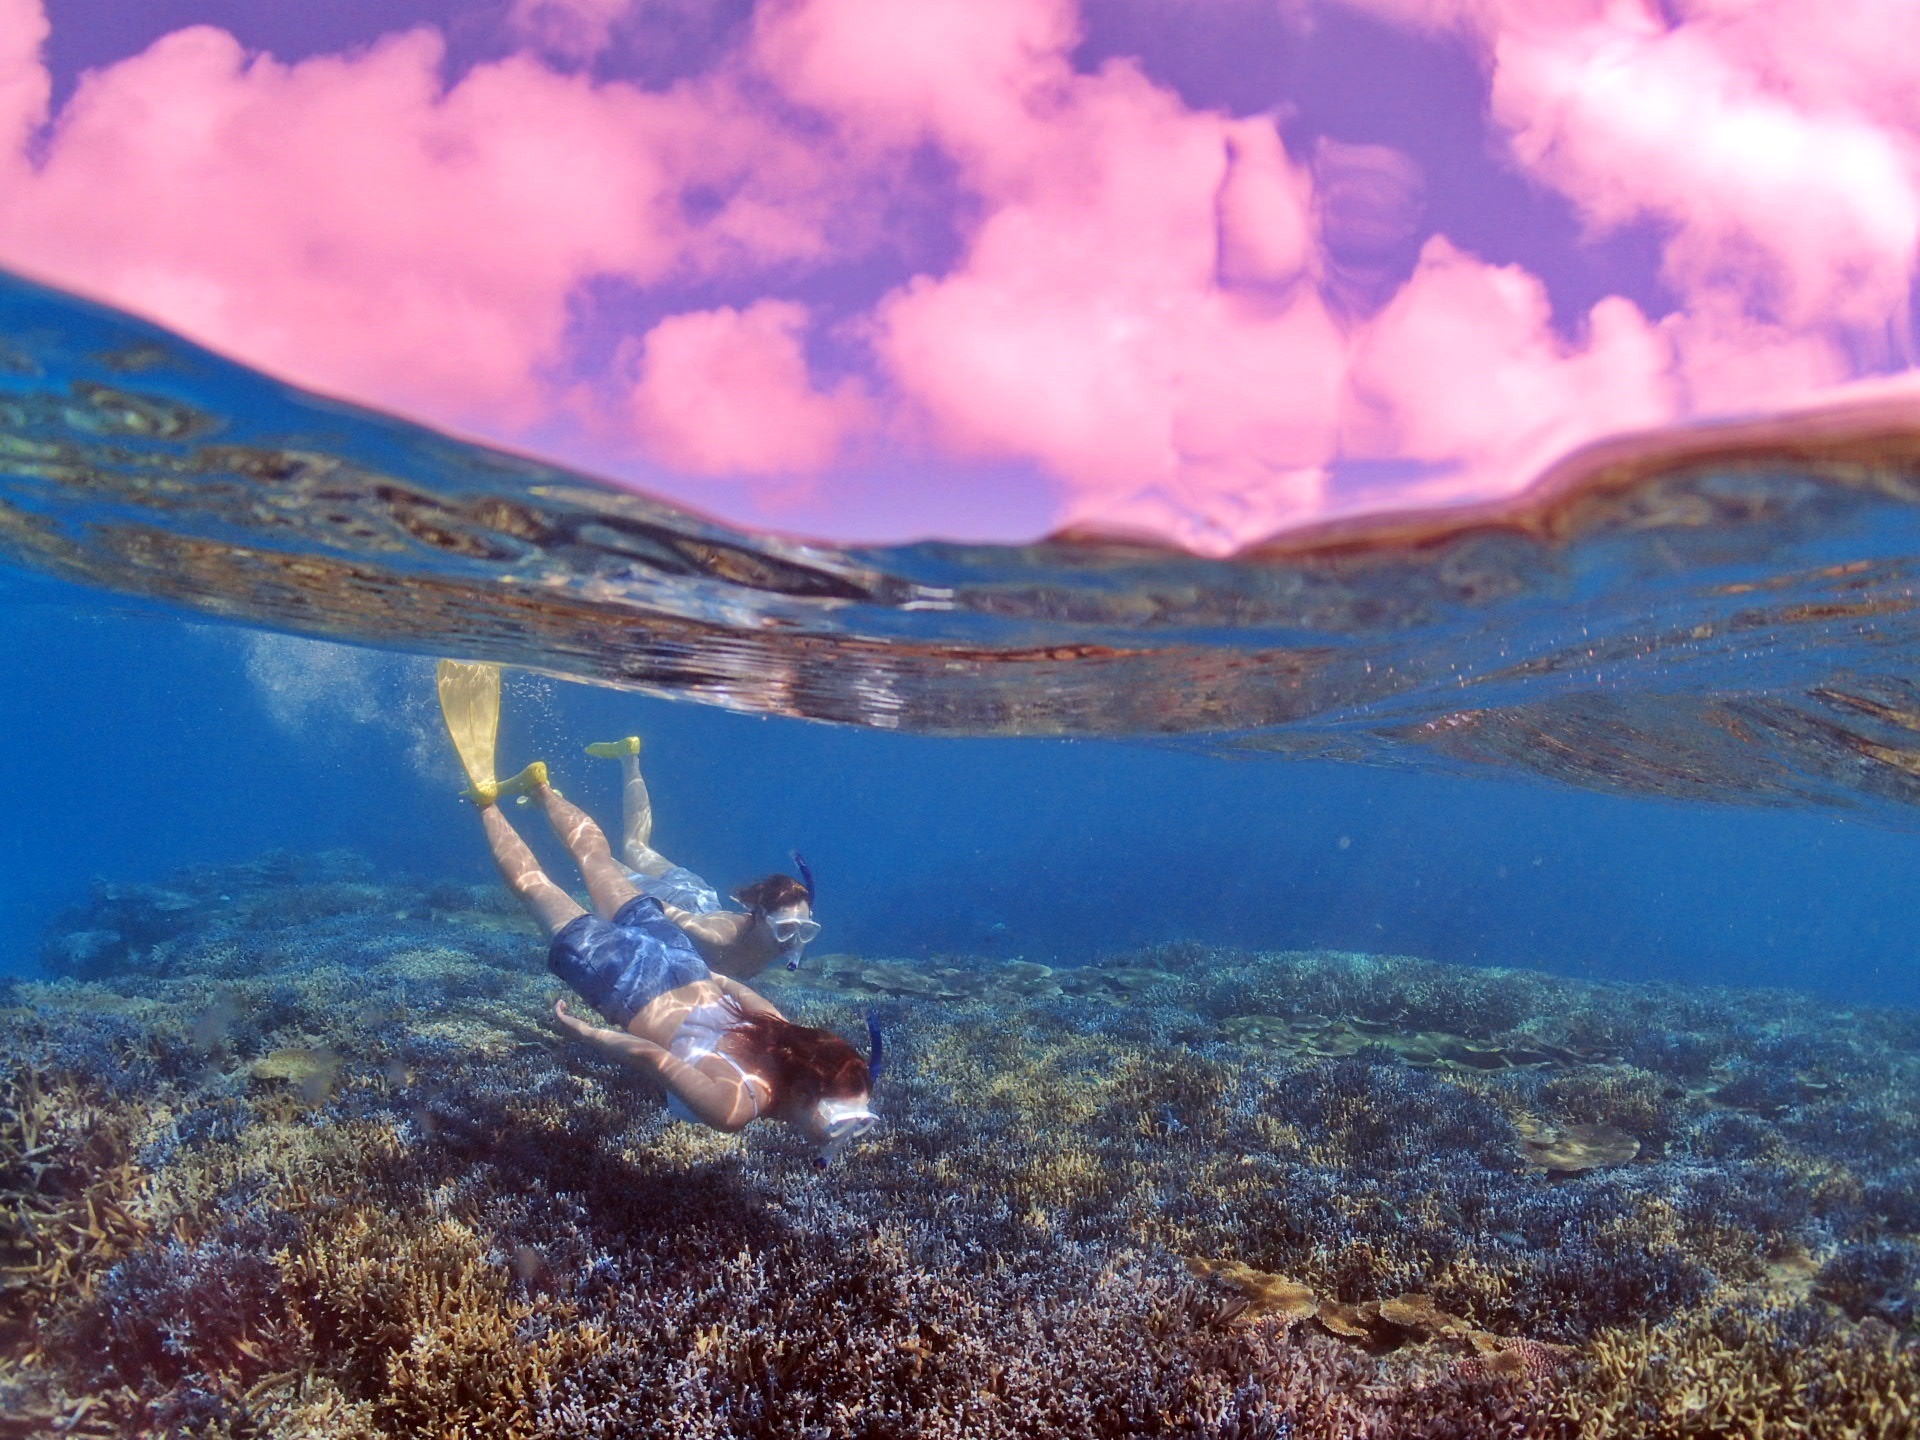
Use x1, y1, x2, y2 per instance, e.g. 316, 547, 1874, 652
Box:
281, 1206, 603, 1440
0, 1069, 150, 1359
1546, 1305, 1920, 1438
9, 858, 1920, 1437
56, 1226, 299, 1394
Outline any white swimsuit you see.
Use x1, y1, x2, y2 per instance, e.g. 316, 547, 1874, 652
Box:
665, 1000, 768, 1125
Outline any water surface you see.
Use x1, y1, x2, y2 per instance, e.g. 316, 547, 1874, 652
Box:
5, 271, 1920, 823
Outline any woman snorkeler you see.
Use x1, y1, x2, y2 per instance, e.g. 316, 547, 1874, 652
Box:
438, 663, 880, 1166
583, 734, 820, 979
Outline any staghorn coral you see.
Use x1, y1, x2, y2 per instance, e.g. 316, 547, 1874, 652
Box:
280, 1202, 604, 1440
1544, 1304, 1920, 1438
55, 1223, 299, 1395
1816, 1240, 1920, 1330
7, 855, 1920, 1437
0, 1069, 151, 1360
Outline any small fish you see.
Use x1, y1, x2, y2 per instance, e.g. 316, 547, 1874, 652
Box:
253, 1046, 344, 1105
191, 990, 239, 1052
510, 1245, 548, 1285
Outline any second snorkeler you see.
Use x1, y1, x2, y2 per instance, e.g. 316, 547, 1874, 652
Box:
584, 733, 822, 979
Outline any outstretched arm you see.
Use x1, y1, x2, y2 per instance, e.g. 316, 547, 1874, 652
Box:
552, 1001, 758, 1131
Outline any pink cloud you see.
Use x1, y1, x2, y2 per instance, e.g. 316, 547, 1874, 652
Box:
0, 0, 45, 162
1347, 238, 1676, 505
870, 92, 1349, 548
1674, 0, 1920, 134
0, 13, 837, 433
760, 0, 1352, 547
1658, 303, 1850, 416
0, 0, 1908, 553
621, 299, 869, 482
508, 0, 635, 63
1339, 0, 1920, 343
1489, 10, 1919, 333
751, 0, 1081, 164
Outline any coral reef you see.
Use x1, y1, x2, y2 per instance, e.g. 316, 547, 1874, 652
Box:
2, 857, 1917, 1436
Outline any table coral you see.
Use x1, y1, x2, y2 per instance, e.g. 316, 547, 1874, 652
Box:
1513, 1117, 1642, 1173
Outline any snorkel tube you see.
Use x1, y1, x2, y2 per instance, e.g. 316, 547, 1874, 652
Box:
865, 1011, 885, 1087
786, 850, 817, 971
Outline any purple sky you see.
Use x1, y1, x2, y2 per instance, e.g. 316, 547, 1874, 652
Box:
11, 0, 1919, 550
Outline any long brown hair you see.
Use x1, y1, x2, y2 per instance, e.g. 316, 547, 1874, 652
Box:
722, 1000, 868, 1108
733, 874, 811, 911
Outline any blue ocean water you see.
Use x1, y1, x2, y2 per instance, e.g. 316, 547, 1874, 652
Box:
6, 582, 1915, 1008
1, 261, 1917, 1001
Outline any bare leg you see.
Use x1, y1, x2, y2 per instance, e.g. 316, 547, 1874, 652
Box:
479, 805, 584, 937
534, 784, 643, 920
618, 753, 673, 878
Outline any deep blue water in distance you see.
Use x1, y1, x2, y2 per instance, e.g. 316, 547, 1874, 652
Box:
5, 585, 1917, 1010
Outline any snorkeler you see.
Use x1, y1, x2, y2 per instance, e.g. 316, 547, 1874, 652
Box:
437, 662, 879, 1164
583, 734, 821, 979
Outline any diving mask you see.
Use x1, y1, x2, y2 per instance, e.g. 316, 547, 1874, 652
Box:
812, 1095, 877, 1167
765, 912, 822, 946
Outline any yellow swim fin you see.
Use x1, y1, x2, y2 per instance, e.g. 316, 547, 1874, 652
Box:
584, 736, 642, 759
436, 660, 502, 804
496, 760, 551, 799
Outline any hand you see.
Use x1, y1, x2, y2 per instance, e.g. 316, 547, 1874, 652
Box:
553, 998, 595, 1037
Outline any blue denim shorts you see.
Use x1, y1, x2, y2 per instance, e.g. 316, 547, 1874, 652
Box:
547, 895, 710, 1027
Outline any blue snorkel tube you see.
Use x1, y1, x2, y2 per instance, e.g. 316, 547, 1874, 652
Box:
786, 850, 816, 971
865, 1011, 885, 1087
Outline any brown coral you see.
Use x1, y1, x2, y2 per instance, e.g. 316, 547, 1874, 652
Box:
280, 1206, 602, 1440
1545, 1307, 1920, 1438
0, 1070, 149, 1358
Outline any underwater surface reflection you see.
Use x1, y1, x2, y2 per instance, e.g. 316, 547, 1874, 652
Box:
6, 270, 1920, 822
3, 271, 1919, 1435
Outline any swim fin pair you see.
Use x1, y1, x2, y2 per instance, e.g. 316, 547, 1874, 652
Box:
435, 660, 641, 805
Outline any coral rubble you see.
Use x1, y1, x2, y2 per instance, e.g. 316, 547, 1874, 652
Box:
2, 857, 1917, 1437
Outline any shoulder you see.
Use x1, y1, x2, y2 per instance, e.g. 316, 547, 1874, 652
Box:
677, 908, 752, 943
